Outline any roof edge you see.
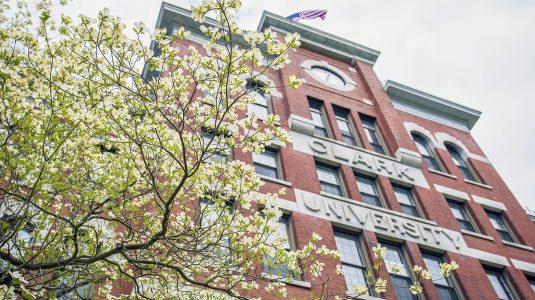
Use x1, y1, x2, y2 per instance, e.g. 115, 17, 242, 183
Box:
385, 80, 482, 130
257, 11, 380, 65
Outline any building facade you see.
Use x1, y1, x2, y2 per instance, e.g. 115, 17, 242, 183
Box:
154, 3, 535, 299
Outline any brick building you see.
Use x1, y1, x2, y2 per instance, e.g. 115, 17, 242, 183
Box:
153, 3, 535, 299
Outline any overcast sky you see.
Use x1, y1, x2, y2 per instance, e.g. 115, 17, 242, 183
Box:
52, 0, 535, 209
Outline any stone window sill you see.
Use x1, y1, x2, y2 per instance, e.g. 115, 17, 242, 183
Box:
428, 168, 457, 179
257, 174, 292, 187
262, 273, 312, 289
502, 240, 534, 252
461, 229, 494, 241
464, 179, 493, 190
346, 293, 385, 300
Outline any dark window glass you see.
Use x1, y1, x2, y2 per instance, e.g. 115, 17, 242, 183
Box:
334, 231, 370, 295
383, 243, 417, 300
334, 108, 358, 146
316, 164, 343, 196
486, 211, 515, 243
393, 186, 420, 217
309, 100, 329, 137
485, 267, 515, 300
526, 274, 535, 293
412, 133, 441, 171
448, 201, 476, 232
446, 144, 477, 182
355, 175, 382, 207
423, 253, 460, 300
360, 116, 386, 155
253, 149, 279, 179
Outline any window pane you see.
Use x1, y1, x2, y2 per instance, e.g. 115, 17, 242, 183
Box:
311, 110, 325, 128
254, 164, 278, 179
384, 244, 408, 276
356, 176, 376, 196
342, 264, 368, 294
334, 232, 363, 266
394, 186, 416, 207
423, 254, 450, 286
448, 203, 465, 220
317, 165, 339, 185
248, 103, 268, 119
392, 276, 418, 300
436, 286, 460, 300
320, 182, 343, 196
413, 135, 432, 157
342, 134, 357, 146
485, 268, 513, 300
253, 150, 277, 168
311, 66, 345, 87
400, 204, 420, 217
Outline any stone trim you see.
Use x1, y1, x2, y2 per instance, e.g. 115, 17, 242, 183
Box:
428, 169, 457, 179
502, 241, 534, 252
464, 180, 493, 190
435, 132, 490, 163
461, 230, 494, 241
262, 273, 312, 289
471, 195, 507, 212
258, 174, 293, 187
395, 147, 422, 168
469, 248, 510, 267
434, 184, 470, 202
511, 259, 535, 275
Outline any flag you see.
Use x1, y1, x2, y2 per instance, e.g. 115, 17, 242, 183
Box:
286, 10, 327, 22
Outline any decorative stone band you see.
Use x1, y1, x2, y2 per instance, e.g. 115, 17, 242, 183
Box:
277, 189, 512, 267
291, 131, 430, 188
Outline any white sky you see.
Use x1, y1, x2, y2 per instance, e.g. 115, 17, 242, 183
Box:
50, 0, 535, 209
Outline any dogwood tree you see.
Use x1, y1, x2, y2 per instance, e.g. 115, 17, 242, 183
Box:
0, 0, 458, 299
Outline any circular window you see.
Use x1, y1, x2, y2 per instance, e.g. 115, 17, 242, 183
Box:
310, 66, 346, 87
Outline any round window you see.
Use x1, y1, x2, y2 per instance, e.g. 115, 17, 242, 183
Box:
310, 66, 346, 87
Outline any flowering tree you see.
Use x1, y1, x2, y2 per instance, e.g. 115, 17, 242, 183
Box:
0, 0, 458, 299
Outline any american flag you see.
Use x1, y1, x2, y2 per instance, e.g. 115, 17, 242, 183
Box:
286, 10, 327, 22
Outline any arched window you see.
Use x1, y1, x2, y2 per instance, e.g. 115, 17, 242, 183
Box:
445, 144, 478, 181
246, 80, 269, 119
310, 66, 346, 87
411, 133, 441, 171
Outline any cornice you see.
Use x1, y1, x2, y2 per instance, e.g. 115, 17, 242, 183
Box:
385, 80, 481, 131
257, 11, 380, 65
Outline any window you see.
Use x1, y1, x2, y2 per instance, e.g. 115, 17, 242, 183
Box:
423, 253, 460, 300
393, 185, 421, 218
263, 216, 295, 278
445, 144, 478, 182
486, 210, 515, 243
412, 133, 442, 171
310, 66, 346, 87
199, 198, 232, 255
383, 243, 417, 300
246, 80, 269, 119
355, 175, 382, 207
308, 99, 330, 137
526, 274, 535, 293
360, 115, 386, 155
202, 130, 229, 164
484, 267, 515, 300
334, 231, 370, 295
448, 200, 477, 232
334, 108, 358, 146
253, 148, 280, 179
316, 163, 343, 196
